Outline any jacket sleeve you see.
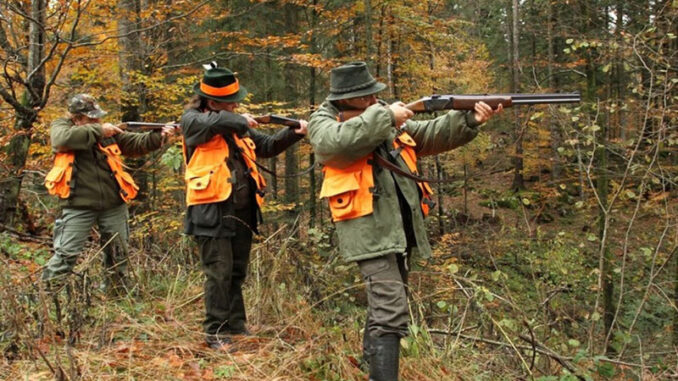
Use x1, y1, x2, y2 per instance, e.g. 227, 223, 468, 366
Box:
50, 118, 103, 152
403, 110, 481, 157
180, 108, 249, 147
249, 127, 304, 159
115, 131, 164, 157
308, 103, 394, 169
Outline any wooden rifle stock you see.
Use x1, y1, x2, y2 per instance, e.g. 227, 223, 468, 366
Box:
254, 114, 301, 128
338, 92, 581, 121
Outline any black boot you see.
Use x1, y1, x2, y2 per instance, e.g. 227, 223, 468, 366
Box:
369, 334, 400, 381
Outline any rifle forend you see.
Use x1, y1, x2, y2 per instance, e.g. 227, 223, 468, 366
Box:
406, 93, 581, 112
119, 122, 180, 130
254, 114, 301, 128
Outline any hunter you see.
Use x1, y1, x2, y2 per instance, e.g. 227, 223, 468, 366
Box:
43, 93, 176, 293
308, 62, 502, 380
180, 63, 307, 350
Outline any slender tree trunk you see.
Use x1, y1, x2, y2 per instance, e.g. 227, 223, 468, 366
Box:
364, 0, 373, 65
547, 0, 561, 179
0, 0, 45, 227
118, 0, 149, 214
308, 0, 318, 228
510, 0, 524, 190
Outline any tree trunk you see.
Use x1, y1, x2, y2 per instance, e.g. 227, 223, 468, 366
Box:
117, 0, 149, 214
510, 0, 524, 191
0, 0, 45, 227
547, 0, 561, 179
308, 0, 318, 228
364, 0, 373, 65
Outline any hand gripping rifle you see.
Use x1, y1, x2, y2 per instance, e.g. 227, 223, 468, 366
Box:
338, 92, 581, 121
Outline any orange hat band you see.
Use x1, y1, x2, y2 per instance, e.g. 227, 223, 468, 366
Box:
200, 79, 240, 97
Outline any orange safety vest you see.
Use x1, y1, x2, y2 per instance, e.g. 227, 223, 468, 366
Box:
183, 134, 266, 207
319, 132, 434, 222
44, 143, 139, 202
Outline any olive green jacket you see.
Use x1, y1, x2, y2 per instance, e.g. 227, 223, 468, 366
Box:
308, 100, 480, 263
50, 117, 164, 210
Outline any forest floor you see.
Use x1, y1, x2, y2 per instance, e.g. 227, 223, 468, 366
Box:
1, 161, 676, 380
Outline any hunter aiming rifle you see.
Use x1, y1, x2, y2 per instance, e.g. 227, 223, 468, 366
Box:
121, 114, 301, 130
338, 92, 581, 121
337, 92, 581, 183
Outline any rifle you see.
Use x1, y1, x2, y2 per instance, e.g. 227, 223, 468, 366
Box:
254, 114, 301, 128
120, 113, 303, 131
119, 122, 180, 130
338, 92, 581, 121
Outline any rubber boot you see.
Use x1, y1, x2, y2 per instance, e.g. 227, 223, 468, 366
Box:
368, 334, 400, 381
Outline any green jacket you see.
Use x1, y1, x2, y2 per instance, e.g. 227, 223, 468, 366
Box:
50, 117, 164, 210
308, 100, 480, 263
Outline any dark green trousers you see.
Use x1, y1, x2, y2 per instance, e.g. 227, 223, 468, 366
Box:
196, 214, 253, 339
358, 252, 410, 339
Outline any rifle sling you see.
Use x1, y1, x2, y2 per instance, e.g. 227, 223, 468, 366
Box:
373, 153, 457, 184
245, 152, 318, 178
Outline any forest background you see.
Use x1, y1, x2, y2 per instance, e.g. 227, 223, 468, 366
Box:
0, 0, 676, 380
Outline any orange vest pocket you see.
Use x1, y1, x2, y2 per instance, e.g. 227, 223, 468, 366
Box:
185, 164, 232, 204
44, 153, 75, 198
320, 170, 365, 221
45, 166, 70, 197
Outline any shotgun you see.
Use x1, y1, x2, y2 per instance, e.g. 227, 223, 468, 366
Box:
338, 92, 581, 121
254, 114, 301, 128
119, 122, 180, 130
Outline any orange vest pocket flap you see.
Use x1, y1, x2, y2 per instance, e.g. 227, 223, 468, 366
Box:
187, 172, 213, 191
44, 166, 67, 186
117, 170, 140, 191
319, 172, 360, 198
396, 133, 417, 147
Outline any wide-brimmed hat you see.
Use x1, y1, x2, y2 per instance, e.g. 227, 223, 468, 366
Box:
326, 61, 386, 101
68, 94, 107, 118
193, 63, 248, 103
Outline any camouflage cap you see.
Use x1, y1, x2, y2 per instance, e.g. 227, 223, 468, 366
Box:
67, 94, 107, 118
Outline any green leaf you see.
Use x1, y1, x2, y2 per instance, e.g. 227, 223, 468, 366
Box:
522, 198, 531, 206
436, 301, 447, 310
568, 339, 580, 347
448, 263, 459, 274
587, 234, 597, 242
566, 38, 574, 44
591, 312, 601, 321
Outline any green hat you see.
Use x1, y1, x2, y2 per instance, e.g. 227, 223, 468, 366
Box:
193, 62, 248, 103
326, 61, 387, 101
68, 94, 107, 118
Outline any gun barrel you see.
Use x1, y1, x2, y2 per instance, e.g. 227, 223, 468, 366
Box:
122, 122, 180, 129
508, 93, 581, 105
255, 114, 300, 128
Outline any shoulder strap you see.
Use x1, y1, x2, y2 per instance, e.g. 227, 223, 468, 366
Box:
373, 153, 457, 184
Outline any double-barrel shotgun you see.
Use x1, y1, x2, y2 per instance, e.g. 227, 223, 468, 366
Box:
338, 92, 581, 121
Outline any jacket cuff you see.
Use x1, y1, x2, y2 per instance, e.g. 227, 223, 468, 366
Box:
465, 111, 481, 128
